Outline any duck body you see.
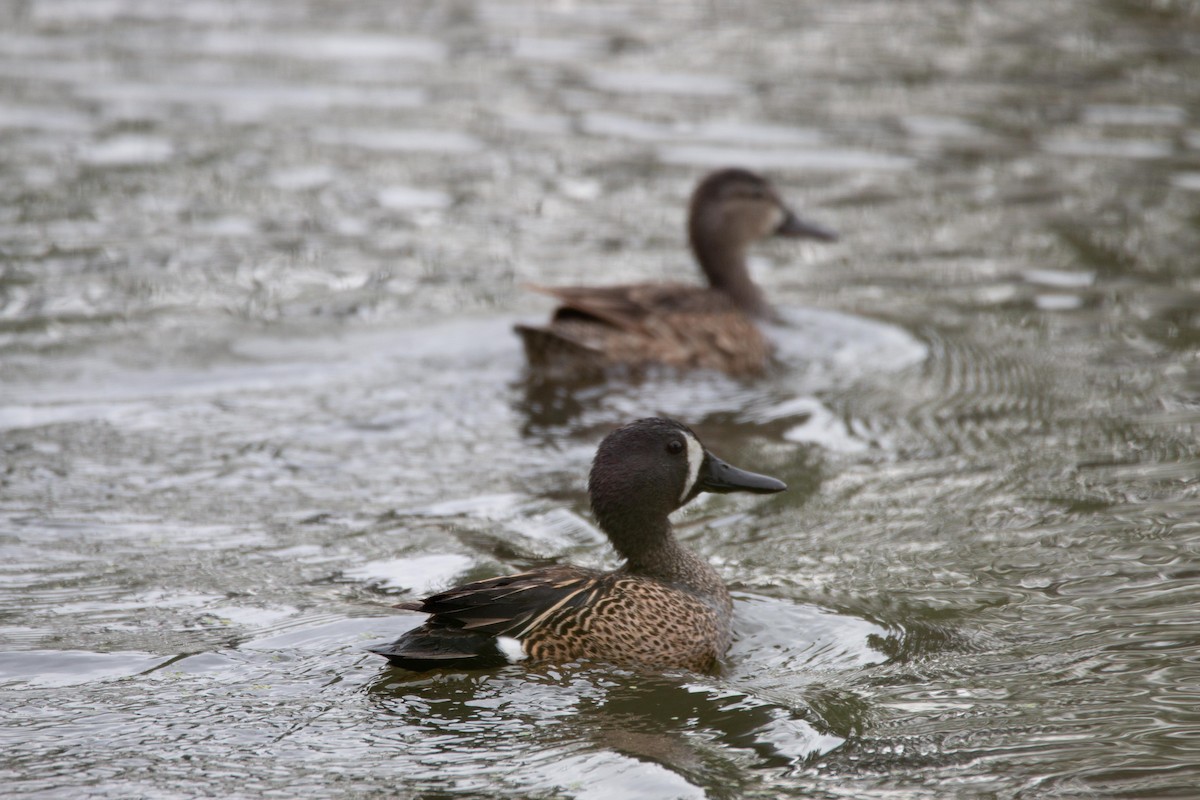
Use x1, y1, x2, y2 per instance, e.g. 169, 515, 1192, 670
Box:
516, 282, 771, 378
369, 418, 786, 672
374, 563, 732, 672
515, 168, 836, 379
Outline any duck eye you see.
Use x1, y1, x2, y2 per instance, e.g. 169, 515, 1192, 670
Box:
667, 439, 684, 455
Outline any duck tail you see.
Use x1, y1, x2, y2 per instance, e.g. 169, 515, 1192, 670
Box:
513, 323, 604, 369
368, 625, 514, 671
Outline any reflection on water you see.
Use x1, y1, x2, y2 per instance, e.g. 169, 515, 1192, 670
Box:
2, 0, 1199, 797
366, 665, 844, 797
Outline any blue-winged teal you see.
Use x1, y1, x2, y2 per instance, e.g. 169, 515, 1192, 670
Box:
369, 417, 786, 672
515, 168, 837, 378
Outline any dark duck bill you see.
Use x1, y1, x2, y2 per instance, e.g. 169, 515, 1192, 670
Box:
697, 452, 787, 495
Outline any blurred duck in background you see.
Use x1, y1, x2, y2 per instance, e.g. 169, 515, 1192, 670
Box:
515, 168, 837, 379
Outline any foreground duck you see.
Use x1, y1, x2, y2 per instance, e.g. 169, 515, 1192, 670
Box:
370, 418, 786, 672
515, 168, 837, 378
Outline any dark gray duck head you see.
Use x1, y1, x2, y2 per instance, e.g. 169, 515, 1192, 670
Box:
587, 418, 785, 561
687, 168, 837, 316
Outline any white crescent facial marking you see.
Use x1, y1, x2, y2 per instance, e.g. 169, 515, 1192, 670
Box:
680, 432, 705, 503
496, 636, 527, 663
768, 205, 786, 230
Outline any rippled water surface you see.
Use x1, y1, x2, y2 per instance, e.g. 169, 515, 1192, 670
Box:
3, 1, 1199, 797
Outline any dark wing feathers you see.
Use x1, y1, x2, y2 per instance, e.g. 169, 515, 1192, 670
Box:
369, 626, 505, 666
526, 284, 650, 331
527, 282, 720, 332
414, 566, 605, 639
517, 282, 769, 376
371, 567, 607, 670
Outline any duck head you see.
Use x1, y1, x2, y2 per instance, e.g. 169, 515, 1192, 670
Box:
687, 168, 837, 316
587, 418, 786, 551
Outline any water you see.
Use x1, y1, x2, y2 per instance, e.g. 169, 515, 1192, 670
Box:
2, 0, 1198, 797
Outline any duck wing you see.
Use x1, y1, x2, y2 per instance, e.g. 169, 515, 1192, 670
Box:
413, 565, 606, 638
516, 283, 769, 376
369, 566, 606, 670
525, 283, 651, 331
527, 282, 718, 332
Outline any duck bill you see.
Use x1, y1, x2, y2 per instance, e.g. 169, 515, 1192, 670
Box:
698, 453, 787, 495
775, 208, 838, 242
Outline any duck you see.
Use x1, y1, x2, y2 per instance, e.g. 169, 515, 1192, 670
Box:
369, 417, 786, 672
514, 168, 837, 378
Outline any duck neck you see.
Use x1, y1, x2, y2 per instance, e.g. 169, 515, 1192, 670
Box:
690, 233, 769, 317
602, 513, 723, 595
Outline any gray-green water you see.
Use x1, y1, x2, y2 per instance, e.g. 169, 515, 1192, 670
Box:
2, 1, 1199, 797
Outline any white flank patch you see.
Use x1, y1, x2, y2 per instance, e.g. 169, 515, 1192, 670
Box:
680, 433, 705, 502
496, 636, 527, 663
